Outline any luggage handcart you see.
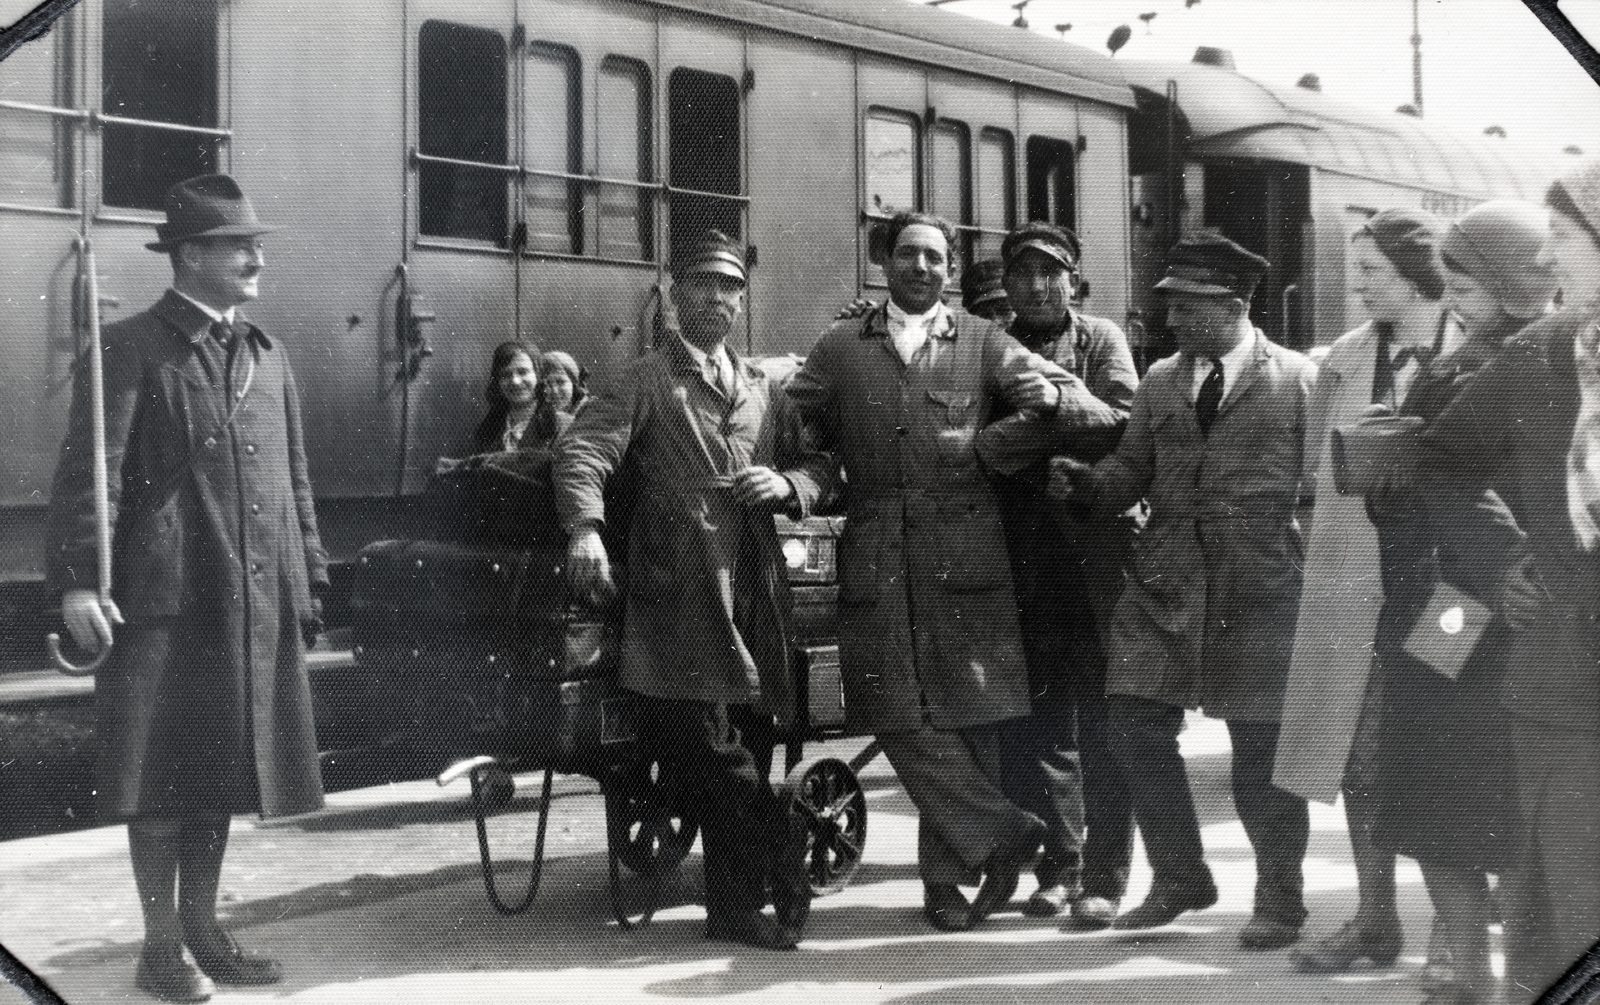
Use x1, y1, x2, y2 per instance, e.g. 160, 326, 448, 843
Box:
347, 508, 872, 927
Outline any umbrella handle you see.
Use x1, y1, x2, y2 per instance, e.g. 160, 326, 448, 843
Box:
46, 632, 110, 675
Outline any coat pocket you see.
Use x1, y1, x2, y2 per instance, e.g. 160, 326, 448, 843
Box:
929, 495, 1009, 594
926, 389, 979, 466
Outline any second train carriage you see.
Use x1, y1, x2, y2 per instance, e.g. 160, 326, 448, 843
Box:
1118, 49, 1559, 361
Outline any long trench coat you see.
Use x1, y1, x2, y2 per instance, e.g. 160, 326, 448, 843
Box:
1086, 332, 1316, 722
552, 337, 829, 726
1274, 322, 1388, 801
47, 291, 328, 820
786, 304, 1093, 733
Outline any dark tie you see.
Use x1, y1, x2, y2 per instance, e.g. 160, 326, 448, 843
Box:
1373, 342, 1433, 406
1195, 356, 1224, 435
210, 319, 239, 352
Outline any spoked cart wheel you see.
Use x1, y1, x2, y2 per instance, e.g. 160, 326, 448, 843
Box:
601, 752, 699, 928
437, 756, 554, 916
779, 755, 867, 898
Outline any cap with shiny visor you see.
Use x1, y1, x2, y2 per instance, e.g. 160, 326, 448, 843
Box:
1155, 231, 1269, 299
673, 229, 747, 283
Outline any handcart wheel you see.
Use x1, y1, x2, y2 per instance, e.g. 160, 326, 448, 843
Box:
604, 754, 698, 876
778, 755, 867, 897
601, 754, 699, 929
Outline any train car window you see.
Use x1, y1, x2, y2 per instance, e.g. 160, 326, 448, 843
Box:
596, 57, 652, 261
101, 0, 221, 211
523, 43, 581, 254
974, 127, 1016, 262
864, 109, 920, 223
929, 119, 972, 264
668, 68, 741, 264
417, 20, 508, 245
1025, 136, 1076, 232
0, 18, 73, 209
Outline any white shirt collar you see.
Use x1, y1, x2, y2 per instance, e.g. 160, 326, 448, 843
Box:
170, 289, 236, 325
1191, 329, 1256, 399
886, 299, 941, 332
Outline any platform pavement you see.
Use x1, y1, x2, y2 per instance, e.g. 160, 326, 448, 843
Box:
1, 717, 1518, 1005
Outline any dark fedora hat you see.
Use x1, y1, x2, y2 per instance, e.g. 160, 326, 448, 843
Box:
145, 173, 279, 252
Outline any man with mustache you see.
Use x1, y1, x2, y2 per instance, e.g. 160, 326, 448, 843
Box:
48, 174, 327, 1002
555, 230, 830, 949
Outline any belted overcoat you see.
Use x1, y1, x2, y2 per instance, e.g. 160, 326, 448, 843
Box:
1084, 332, 1316, 722
553, 337, 830, 726
47, 291, 328, 820
786, 304, 1096, 733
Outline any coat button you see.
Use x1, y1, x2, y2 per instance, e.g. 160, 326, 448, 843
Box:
250, 562, 263, 575
244, 443, 257, 455
204, 437, 217, 449
250, 502, 262, 514
896, 426, 907, 436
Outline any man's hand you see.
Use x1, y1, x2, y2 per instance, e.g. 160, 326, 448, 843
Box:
61, 588, 123, 654
1006, 372, 1062, 413
1495, 553, 1547, 630
731, 466, 795, 509
566, 526, 616, 607
1047, 456, 1094, 503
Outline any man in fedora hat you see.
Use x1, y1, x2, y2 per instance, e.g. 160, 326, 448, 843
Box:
1050, 231, 1316, 948
554, 230, 831, 949
48, 173, 326, 1002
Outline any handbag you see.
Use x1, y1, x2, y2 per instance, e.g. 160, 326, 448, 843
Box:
1402, 582, 1492, 680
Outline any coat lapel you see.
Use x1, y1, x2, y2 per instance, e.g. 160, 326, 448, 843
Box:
1218, 332, 1269, 414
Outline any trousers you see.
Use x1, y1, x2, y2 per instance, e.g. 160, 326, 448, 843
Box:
878, 723, 1040, 886
1106, 695, 1309, 921
630, 694, 775, 918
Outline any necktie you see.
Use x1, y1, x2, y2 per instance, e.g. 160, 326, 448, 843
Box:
1195, 356, 1224, 435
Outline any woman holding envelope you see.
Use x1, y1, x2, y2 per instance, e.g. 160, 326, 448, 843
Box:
1417, 157, 1600, 1002
1364, 200, 1557, 1005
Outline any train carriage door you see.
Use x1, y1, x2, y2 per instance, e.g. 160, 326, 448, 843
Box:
926, 72, 1013, 272
660, 13, 749, 351
1202, 163, 1311, 350
515, 0, 656, 379
402, 1, 517, 493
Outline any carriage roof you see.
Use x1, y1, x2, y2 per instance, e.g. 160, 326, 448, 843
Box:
1120, 58, 1554, 201
649, 0, 1135, 108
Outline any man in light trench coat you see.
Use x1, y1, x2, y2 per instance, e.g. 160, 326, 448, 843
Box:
1051, 232, 1316, 950
555, 230, 830, 950
48, 174, 327, 1003
787, 211, 1114, 932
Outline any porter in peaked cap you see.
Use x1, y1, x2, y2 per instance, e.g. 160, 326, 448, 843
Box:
1155, 231, 1270, 299
145, 173, 279, 252
672, 229, 747, 283
961, 259, 1010, 318
1001, 221, 1082, 272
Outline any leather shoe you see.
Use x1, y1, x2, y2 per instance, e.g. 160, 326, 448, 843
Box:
183, 926, 283, 985
1113, 883, 1218, 929
1238, 912, 1303, 950
1292, 918, 1403, 972
135, 942, 215, 1003
923, 883, 974, 932
1022, 882, 1076, 918
1066, 895, 1120, 930
705, 910, 800, 950
767, 804, 813, 937
971, 816, 1046, 922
